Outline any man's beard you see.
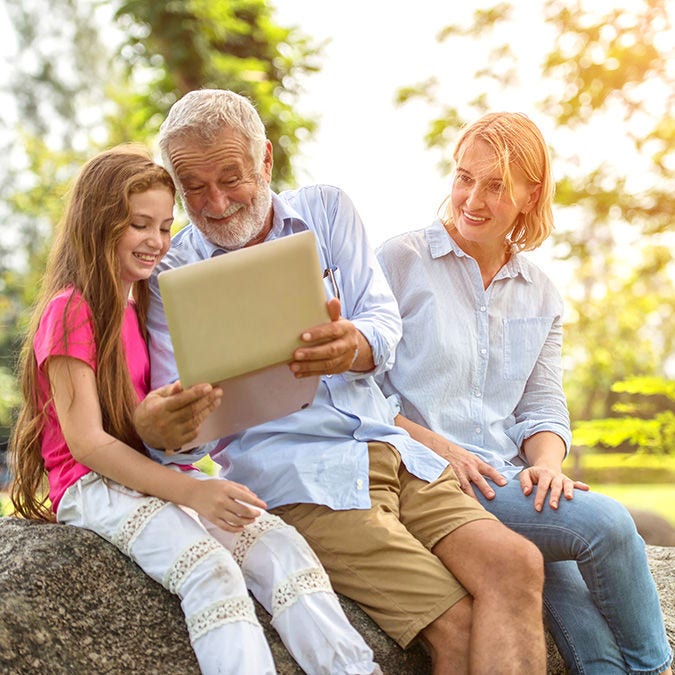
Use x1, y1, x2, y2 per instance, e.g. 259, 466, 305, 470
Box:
188, 176, 272, 249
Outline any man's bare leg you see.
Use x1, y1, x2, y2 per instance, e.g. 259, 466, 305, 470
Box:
420, 595, 473, 674
422, 519, 546, 674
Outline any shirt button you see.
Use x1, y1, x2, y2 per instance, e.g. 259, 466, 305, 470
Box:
475, 391, 482, 398
480, 348, 487, 355
356, 479, 364, 490
475, 427, 481, 434
479, 305, 487, 312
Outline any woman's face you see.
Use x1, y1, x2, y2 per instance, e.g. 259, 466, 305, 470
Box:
117, 186, 174, 293
450, 139, 539, 251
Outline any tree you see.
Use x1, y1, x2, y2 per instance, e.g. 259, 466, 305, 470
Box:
112, 0, 322, 189
0, 0, 324, 446
396, 0, 675, 424
573, 377, 675, 454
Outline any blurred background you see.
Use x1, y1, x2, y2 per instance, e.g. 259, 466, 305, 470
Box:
0, 0, 673, 539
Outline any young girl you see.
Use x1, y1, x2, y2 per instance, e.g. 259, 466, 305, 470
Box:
9, 145, 378, 675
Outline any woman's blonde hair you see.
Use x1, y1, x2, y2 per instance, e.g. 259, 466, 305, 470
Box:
9, 145, 175, 521
443, 112, 554, 251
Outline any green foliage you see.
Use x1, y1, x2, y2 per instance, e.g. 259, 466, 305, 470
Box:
0, 368, 21, 428
112, 0, 322, 189
0, 0, 324, 444
574, 377, 675, 454
396, 0, 675, 427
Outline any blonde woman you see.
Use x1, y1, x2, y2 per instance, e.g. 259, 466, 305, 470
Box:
377, 112, 672, 675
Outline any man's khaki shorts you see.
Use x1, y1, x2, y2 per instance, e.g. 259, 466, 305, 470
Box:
271, 441, 496, 647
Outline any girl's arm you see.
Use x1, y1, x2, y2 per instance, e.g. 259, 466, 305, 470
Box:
48, 355, 265, 531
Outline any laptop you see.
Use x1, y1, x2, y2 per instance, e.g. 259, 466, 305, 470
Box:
157, 230, 329, 450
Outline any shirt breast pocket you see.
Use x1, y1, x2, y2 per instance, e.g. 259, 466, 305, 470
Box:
502, 317, 554, 381
322, 265, 344, 302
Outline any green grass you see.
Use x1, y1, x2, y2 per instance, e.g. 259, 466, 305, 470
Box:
1, 493, 12, 516
588, 483, 675, 527
579, 452, 675, 471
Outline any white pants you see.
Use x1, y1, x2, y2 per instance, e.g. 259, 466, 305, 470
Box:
57, 470, 377, 675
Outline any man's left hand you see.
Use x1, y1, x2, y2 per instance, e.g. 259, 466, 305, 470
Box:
290, 298, 374, 376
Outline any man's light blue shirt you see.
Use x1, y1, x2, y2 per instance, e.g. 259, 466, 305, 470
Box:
377, 221, 572, 480
146, 185, 448, 509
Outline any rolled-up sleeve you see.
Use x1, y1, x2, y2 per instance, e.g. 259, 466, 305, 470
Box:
507, 312, 572, 456
319, 187, 402, 379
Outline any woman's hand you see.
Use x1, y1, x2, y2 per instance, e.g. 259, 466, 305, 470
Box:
393, 414, 507, 500
188, 479, 267, 533
520, 431, 589, 511
519, 466, 589, 511
434, 439, 508, 500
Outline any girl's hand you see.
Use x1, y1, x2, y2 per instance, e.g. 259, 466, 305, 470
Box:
188, 479, 267, 533
519, 466, 589, 512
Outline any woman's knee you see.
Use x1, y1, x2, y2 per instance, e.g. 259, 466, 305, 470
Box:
568, 491, 640, 549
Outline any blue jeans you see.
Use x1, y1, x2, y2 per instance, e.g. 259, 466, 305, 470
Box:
475, 478, 673, 675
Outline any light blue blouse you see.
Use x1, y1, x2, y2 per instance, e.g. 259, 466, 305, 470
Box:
377, 220, 571, 479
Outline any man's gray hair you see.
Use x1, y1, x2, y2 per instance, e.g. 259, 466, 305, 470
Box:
158, 89, 268, 180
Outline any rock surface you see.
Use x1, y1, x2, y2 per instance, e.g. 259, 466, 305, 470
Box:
0, 516, 672, 674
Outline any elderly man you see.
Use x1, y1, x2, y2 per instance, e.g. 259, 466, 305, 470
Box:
142, 88, 546, 673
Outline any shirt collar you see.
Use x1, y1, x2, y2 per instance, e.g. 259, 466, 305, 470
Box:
190, 192, 311, 258
424, 220, 533, 283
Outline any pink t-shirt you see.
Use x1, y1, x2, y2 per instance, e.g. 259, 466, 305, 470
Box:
34, 289, 150, 512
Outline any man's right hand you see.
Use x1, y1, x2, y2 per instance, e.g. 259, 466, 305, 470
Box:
134, 381, 223, 452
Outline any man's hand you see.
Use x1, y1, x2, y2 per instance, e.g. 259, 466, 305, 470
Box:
290, 298, 374, 376
188, 479, 267, 533
134, 381, 222, 452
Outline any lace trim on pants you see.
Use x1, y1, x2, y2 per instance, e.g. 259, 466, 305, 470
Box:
272, 567, 333, 617
163, 537, 224, 594
111, 497, 168, 556
187, 596, 259, 643
231, 517, 281, 566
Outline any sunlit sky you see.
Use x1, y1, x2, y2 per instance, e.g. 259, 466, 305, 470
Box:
1, 0, 670, 268
273, 0, 554, 249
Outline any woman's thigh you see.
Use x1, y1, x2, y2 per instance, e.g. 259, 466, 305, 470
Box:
475, 477, 637, 562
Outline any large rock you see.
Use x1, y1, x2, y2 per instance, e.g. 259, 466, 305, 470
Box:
0, 516, 671, 674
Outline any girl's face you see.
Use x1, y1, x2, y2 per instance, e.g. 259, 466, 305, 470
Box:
117, 186, 174, 293
450, 139, 539, 252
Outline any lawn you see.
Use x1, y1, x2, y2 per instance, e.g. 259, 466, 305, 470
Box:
588, 483, 675, 527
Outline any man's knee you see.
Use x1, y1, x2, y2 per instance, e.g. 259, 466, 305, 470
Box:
505, 534, 545, 590
434, 519, 544, 591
